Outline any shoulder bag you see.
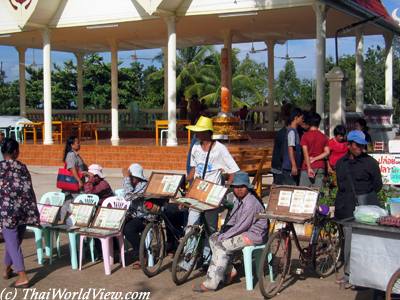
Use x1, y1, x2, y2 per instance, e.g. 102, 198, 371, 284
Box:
56, 163, 82, 192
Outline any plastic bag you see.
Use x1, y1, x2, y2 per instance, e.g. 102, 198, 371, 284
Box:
354, 205, 388, 225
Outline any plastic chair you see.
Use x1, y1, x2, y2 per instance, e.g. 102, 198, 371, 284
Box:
114, 188, 125, 198
26, 192, 66, 265
101, 196, 130, 209
242, 244, 266, 291
8, 122, 24, 143
53, 194, 100, 269
79, 196, 128, 275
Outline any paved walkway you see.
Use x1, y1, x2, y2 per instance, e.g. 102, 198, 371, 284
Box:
0, 171, 377, 300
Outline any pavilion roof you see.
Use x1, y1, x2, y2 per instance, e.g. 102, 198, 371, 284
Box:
0, 0, 398, 53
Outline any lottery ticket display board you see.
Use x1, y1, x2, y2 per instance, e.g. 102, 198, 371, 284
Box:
174, 178, 228, 211
144, 172, 185, 198
69, 204, 96, 227
77, 207, 127, 238
262, 185, 319, 223
39, 205, 62, 225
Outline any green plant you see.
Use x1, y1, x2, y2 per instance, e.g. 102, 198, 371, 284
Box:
319, 186, 337, 207
378, 186, 400, 207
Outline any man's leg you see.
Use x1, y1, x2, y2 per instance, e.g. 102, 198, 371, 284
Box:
282, 170, 297, 186
312, 169, 325, 188
299, 170, 311, 187
273, 173, 284, 185
342, 225, 352, 281
203, 234, 248, 290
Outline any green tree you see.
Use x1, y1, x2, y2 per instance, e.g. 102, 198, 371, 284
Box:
275, 60, 301, 105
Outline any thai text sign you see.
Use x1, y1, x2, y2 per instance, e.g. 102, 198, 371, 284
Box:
371, 153, 400, 185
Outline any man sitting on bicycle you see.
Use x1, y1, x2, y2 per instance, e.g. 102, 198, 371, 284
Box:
185, 116, 240, 266
193, 172, 269, 293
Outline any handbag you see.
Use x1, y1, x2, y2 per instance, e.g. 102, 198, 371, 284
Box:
345, 165, 380, 207
56, 164, 82, 192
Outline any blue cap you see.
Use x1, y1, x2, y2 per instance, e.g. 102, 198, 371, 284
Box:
231, 171, 253, 189
347, 130, 368, 145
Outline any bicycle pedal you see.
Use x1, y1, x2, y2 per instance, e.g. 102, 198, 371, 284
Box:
295, 268, 304, 275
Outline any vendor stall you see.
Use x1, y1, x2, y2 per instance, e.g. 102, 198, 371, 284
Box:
338, 219, 400, 292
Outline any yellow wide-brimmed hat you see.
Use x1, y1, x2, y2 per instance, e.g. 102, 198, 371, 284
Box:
186, 116, 214, 132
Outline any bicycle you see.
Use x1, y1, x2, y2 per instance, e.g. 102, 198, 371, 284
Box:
258, 205, 344, 299
139, 198, 185, 277
386, 268, 400, 300
171, 210, 213, 285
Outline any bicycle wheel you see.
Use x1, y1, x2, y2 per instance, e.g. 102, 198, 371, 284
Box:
387, 268, 400, 300
139, 222, 165, 277
258, 230, 292, 299
313, 220, 343, 277
171, 227, 202, 285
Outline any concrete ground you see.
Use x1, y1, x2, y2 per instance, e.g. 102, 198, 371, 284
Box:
0, 168, 378, 300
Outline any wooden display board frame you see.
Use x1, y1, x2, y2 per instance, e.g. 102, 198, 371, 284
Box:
78, 207, 127, 237
263, 185, 320, 223
143, 172, 185, 199
39, 204, 63, 225
69, 203, 96, 227
174, 178, 228, 211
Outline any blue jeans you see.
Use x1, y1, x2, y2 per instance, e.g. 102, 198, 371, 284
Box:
186, 208, 219, 263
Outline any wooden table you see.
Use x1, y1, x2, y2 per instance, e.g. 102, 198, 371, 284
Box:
155, 120, 191, 146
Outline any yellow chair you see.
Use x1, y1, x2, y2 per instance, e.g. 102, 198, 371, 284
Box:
52, 121, 63, 144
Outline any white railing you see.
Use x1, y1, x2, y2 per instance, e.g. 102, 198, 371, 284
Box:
26, 105, 280, 129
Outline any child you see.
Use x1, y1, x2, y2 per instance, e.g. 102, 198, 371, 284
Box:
327, 125, 348, 174
299, 112, 329, 188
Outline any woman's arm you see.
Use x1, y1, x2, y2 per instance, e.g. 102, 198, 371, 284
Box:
70, 166, 83, 189
218, 201, 256, 241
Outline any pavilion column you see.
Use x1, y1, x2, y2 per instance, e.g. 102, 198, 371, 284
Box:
384, 33, 393, 108
326, 67, 346, 137
220, 30, 232, 115
42, 28, 53, 145
16, 47, 26, 117
314, 3, 327, 128
355, 29, 364, 113
75, 52, 84, 119
162, 46, 168, 114
165, 16, 177, 146
266, 40, 275, 131
110, 40, 120, 146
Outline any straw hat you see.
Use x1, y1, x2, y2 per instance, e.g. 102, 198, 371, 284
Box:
88, 164, 105, 179
186, 116, 213, 132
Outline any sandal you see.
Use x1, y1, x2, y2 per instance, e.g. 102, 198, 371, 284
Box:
224, 270, 238, 285
10, 281, 30, 289
3, 268, 17, 280
192, 283, 213, 293
132, 261, 141, 270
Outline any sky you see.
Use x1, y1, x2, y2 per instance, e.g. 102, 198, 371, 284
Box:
0, 0, 398, 82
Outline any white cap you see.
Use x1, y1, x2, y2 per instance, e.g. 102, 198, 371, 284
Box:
128, 163, 146, 180
88, 164, 105, 178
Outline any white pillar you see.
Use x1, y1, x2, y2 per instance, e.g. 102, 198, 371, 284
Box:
110, 40, 120, 146
326, 67, 346, 138
165, 16, 177, 146
355, 30, 364, 113
266, 40, 275, 131
17, 47, 26, 117
75, 52, 84, 119
42, 28, 53, 145
162, 46, 168, 113
314, 3, 327, 127
384, 33, 393, 108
